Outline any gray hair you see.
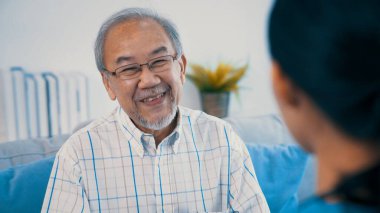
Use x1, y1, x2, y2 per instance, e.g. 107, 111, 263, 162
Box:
94, 7, 183, 72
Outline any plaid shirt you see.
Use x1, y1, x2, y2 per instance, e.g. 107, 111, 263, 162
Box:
42, 106, 269, 212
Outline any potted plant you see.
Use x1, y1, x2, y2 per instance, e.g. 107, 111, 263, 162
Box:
187, 62, 247, 118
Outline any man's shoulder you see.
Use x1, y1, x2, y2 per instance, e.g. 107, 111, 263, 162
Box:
179, 106, 247, 154
179, 105, 229, 127
179, 106, 236, 142
63, 108, 119, 146
54, 108, 121, 161
75, 108, 118, 133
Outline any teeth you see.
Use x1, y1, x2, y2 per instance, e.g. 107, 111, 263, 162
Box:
143, 93, 164, 103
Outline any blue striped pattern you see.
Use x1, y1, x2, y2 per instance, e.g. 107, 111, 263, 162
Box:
157, 147, 165, 213
224, 127, 233, 210
46, 156, 60, 213
128, 141, 140, 213
244, 162, 256, 179
187, 116, 207, 212
41, 106, 269, 212
87, 131, 101, 212
80, 177, 85, 213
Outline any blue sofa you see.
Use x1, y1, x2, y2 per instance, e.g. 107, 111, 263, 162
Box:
0, 114, 316, 212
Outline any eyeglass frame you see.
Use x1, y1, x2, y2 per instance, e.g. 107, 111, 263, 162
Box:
102, 54, 180, 80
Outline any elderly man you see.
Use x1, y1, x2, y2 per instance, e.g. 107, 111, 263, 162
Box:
42, 8, 269, 212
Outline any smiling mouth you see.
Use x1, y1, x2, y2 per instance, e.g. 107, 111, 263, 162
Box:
141, 92, 166, 103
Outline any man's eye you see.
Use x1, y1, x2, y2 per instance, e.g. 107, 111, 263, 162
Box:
120, 66, 139, 73
151, 59, 168, 67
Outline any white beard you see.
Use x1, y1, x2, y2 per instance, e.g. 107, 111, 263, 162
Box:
134, 100, 178, 130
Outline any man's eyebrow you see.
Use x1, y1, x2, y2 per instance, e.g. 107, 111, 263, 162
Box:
149, 46, 168, 57
116, 56, 133, 65
115, 46, 168, 64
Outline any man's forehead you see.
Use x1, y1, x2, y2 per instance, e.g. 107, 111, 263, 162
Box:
108, 18, 164, 36
103, 18, 175, 65
105, 18, 173, 49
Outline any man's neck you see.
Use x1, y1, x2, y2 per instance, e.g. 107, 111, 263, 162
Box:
152, 118, 177, 147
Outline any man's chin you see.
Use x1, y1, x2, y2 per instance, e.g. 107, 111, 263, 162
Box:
134, 111, 174, 130
131, 102, 178, 131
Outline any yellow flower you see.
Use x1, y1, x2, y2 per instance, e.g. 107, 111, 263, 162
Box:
187, 62, 248, 93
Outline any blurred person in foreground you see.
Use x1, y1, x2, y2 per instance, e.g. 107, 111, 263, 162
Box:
269, 0, 380, 212
41, 7, 269, 212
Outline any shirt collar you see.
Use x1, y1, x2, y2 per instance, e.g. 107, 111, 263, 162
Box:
116, 106, 183, 157
116, 107, 145, 157
168, 110, 182, 154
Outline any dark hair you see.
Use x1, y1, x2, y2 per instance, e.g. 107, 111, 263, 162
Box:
269, 0, 380, 144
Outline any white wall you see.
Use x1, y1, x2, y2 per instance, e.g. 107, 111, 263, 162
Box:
0, 0, 277, 141
0, 69, 7, 141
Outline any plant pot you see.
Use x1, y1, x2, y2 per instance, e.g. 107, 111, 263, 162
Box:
200, 92, 230, 118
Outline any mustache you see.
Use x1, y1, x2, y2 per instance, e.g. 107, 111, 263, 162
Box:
134, 84, 170, 101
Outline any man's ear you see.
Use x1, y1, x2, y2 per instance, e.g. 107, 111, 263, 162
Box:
101, 72, 117, 100
272, 61, 300, 107
178, 54, 187, 84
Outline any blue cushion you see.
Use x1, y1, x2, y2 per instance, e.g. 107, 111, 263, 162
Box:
246, 143, 309, 213
0, 156, 55, 213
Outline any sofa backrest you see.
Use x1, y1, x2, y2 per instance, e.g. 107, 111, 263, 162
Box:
0, 135, 68, 170
225, 114, 296, 145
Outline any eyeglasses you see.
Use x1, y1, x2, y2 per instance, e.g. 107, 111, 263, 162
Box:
104, 55, 179, 80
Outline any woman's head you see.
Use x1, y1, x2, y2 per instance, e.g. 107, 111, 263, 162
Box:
269, 0, 380, 149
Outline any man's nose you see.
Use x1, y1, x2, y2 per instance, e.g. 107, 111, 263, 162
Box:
138, 65, 161, 89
